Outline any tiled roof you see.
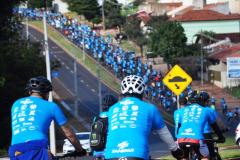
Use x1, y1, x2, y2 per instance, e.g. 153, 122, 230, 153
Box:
208, 44, 240, 62
171, 9, 240, 22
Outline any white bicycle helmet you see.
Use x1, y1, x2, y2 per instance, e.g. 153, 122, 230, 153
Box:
121, 75, 145, 95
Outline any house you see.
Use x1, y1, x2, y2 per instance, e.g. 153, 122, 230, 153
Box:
207, 43, 240, 88
138, 1, 182, 16
52, 0, 69, 13
171, 9, 240, 44
168, 0, 240, 44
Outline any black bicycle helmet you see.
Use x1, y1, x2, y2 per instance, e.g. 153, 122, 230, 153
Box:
26, 76, 52, 94
198, 91, 210, 106
102, 94, 118, 111
188, 90, 199, 104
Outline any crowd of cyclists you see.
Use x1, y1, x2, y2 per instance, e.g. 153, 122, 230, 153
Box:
9, 7, 235, 160
9, 74, 229, 160
15, 7, 179, 112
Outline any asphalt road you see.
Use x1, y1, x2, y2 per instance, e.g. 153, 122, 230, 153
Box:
27, 26, 175, 158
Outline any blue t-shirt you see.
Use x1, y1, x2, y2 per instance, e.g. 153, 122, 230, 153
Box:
175, 103, 216, 140
174, 109, 182, 138
11, 96, 67, 145
105, 97, 165, 159
203, 107, 218, 134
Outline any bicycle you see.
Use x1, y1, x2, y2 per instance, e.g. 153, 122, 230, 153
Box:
54, 151, 90, 160
177, 137, 224, 160
204, 138, 222, 160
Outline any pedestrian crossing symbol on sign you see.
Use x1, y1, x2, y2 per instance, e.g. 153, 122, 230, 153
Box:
163, 65, 192, 96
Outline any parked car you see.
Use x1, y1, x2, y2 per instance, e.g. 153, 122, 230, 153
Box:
235, 123, 240, 146
63, 132, 91, 154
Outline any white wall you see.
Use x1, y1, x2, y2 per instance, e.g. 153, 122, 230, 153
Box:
229, 0, 240, 14
52, 0, 69, 13
208, 62, 240, 88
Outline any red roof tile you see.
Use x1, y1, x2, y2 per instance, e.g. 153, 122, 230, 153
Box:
208, 44, 240, 62
171, 9, 240, 22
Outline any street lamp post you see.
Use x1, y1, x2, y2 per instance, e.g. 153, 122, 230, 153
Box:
25, 1, 29, 41
102, 0, 105, 31
82, 32, 85, 62
200, 32, 204, 87
43, 1, 56, 155
74, 59, 79, 119
43, 0, 57, 155
97, 56, 102, 114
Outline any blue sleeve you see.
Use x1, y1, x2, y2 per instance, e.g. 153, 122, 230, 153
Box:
52, 103, 67, 126
207, 108, 216, 125
152, 106, 165, 130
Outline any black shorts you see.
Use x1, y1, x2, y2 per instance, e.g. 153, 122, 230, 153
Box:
178, 142, 203, 159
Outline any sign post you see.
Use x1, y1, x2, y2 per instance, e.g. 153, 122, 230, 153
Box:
163, 65, 192, 109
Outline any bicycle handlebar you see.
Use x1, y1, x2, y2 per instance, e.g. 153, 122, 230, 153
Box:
205, 128, 229, 135
56, 150, 88, 159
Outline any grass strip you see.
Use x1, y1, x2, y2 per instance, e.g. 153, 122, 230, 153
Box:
159, 149, 240, 160
29, 21, 120, 93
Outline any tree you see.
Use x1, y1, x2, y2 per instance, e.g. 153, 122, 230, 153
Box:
103, 0, 125, 30
28, 0, 53, 8
65, 0, 101, 25
132, 0, 144, 7
146, 14, 168, 29
123, 17, 147, 57
0, 0, 46, 148
149, 21, 188, 65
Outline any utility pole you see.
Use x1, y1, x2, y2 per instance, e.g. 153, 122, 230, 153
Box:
25, 0, 29, 41
43, 0, 56, 155
102, 0, 105, 31
200, 32, 204, 87
82, 33, 85, 62
97, 56, 102, 114
74, 58, 79, 119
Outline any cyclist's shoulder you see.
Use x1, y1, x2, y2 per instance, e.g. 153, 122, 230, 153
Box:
174, 107, 184, 114
12, 96, 35, 106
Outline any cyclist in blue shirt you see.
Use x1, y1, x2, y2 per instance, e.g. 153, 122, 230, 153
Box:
198, 91, 226, 160
93, 94, 118, 160
9, 76, 87, 160
105, 75, 183, 160
174, 90, 225, 160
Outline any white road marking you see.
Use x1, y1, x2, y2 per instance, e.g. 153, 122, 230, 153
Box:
55, 78, 75, 96
65, 65, 70, 70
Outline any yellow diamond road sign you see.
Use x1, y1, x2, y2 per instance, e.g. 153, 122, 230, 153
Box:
163, 65, 192, 96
